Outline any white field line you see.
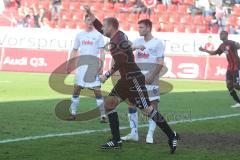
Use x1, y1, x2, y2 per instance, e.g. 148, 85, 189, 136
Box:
0, 113, 240, 144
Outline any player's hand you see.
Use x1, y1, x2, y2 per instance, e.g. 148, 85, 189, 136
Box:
199, 46, 206, 52
83, 5, 92, 14
99, 74, 107, 83
135, 45, 146, 51
146, 75, 155, 84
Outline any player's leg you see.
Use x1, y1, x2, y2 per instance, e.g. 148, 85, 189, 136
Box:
132, 77, 179, 154
146, 100, 158, 144
93, 87, 107, 123
68, 84, 82, 120
121, 104, 139, 141
226, 70, 240, 108
101, 95, 122, 149
230, 69, 240, 108
101, 80, 128, 149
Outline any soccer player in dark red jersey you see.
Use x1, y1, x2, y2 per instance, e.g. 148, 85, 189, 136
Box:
199, 31, 240, 108
83, 6, 179, 153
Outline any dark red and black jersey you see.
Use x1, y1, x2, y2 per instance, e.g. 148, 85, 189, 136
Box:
93, 18, 143, 80
216, 40, 240, 71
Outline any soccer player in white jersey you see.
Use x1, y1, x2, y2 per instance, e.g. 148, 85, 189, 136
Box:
66, 15, 107, 123
121, 19, 167, 143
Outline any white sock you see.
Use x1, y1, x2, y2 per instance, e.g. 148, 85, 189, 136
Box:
70, 96, 80, 115
128, 109, 138, 135
96, 97, 105, 117
147, 119, 156, 137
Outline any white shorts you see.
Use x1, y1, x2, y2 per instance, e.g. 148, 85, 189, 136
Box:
75, 65, 101, 89
146, 85, 160, 102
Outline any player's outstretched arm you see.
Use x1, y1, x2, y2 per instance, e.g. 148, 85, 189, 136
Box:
199, 46, 218, 55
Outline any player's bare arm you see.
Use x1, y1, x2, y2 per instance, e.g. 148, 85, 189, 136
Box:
199, 46, 218, 55
98, 48, 105, 75
146, 58, 164, 84
66, 49, 79, 73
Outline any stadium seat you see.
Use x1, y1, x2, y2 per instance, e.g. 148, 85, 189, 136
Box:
128, 14, 138, 22
178, 5, 188, 14
61, 12, 73, 21
69, 2, 81, 11
151, 14, 159, 23
228, 16, 237, 26
193, 15, 204, 25
50, 21, 57, 28
232, 6, 240, 16
167, 5, 178, 13
38, 1, 50, 9
180, 14, 193, 24
204, 15, 213, 23
183, 0, 195, 5
92, 3, 103, 11
121, 24, 131, 31
77, 21, 86, 29
61, 1, 70, 10
160, 23, 174, 32
156, 4, 166, 13
197, 25, 208, 33
159, 14, 169, 23
73, 12, 84, 21
117, 13, 127, 22
59, 21, 66, 28
65, 21, 77, 29
174, 25, 185, 32
169, 14, 180, 24
185, 25, 197, 33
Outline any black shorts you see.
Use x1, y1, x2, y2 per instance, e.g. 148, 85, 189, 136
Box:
109, 76, 150, 109
226, 69, 240, 86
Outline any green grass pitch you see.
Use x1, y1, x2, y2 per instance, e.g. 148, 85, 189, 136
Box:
0, 71, 240, 160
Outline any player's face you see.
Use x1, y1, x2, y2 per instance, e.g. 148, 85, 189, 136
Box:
220, 32, 228, 41
138, 23, 150, 36
102, 20, 113, 37
84, 17, 93, 28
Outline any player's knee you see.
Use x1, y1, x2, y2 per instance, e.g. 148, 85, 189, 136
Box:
104, 97, 119, 111
73, 85, 81, 95
227, 83, 233, 91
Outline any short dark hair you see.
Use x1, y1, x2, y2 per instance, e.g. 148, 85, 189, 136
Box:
104, 17, 119, 29
138, 19, 152, 31
220, 30, 228, 35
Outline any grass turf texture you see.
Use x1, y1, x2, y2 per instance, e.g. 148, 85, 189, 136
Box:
0, 71, 240, 160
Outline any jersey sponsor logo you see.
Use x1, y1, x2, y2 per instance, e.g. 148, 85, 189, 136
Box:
137, 51, 149, 58
82, 40, 93, 45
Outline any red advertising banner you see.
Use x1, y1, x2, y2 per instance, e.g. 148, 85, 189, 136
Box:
0, 48, 228, 81
0, 48, 68, 73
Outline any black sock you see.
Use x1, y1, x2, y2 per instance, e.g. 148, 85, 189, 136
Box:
151, 109, 175, 139
230, 90, 240, 103
108, 111, 120, 142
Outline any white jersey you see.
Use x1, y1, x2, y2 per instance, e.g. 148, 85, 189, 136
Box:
73, 30, 105, 57
133, 37, 165, 64
73, 30, 104, 88
132, 37, 165, 101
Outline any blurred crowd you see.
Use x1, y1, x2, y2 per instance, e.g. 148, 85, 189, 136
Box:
2, 0, 240, 34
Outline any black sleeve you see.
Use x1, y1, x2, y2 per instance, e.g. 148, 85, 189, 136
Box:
215, 44, 224, 55
110, 52, 128, 74
93, 19, 103, 35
